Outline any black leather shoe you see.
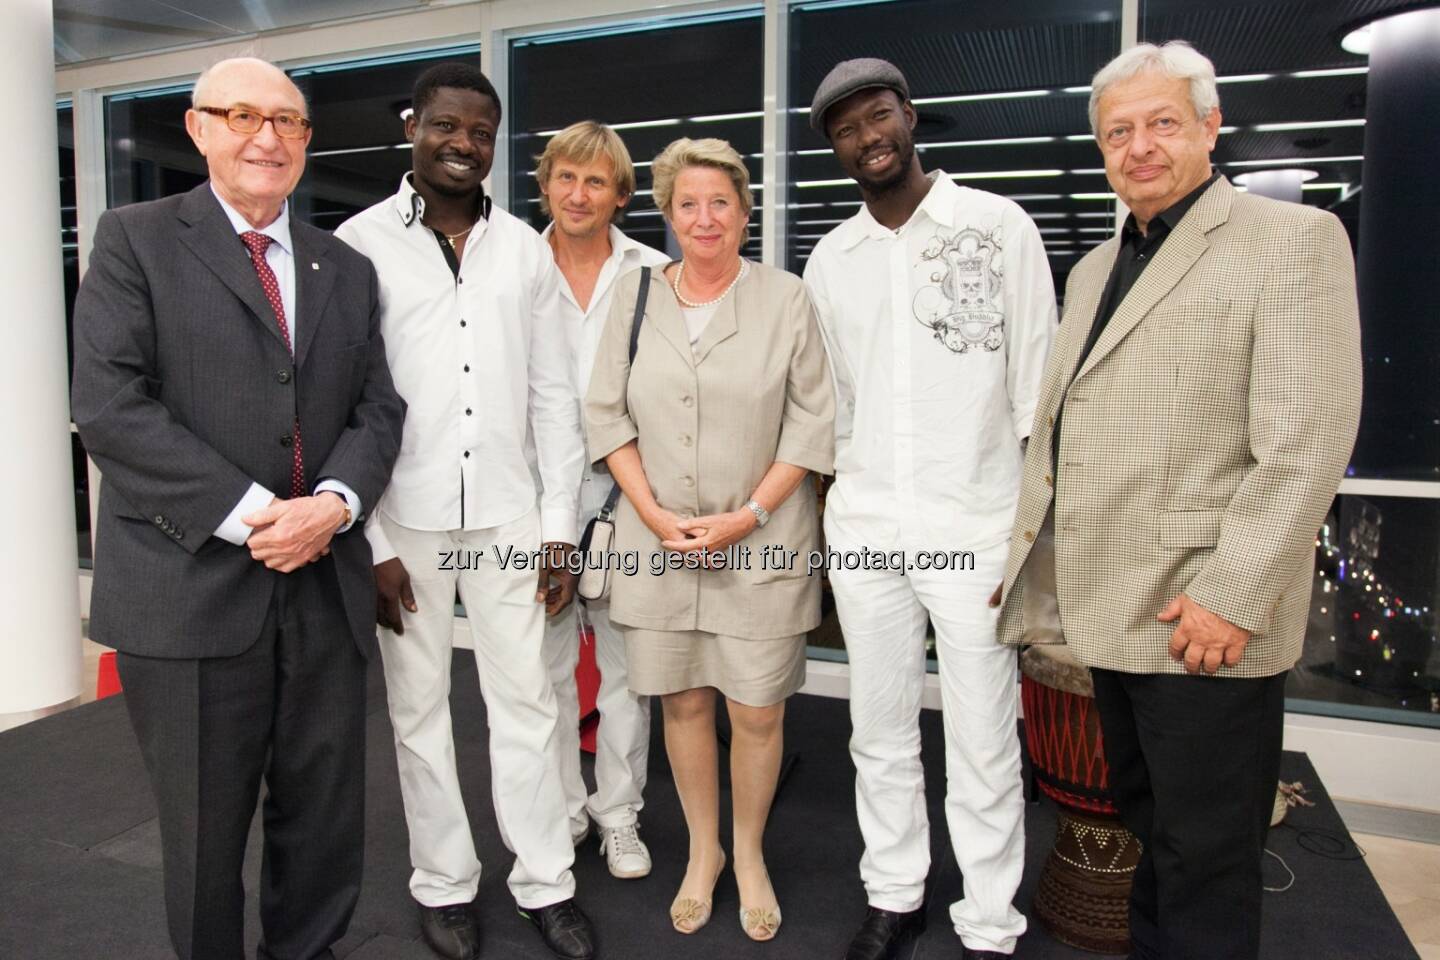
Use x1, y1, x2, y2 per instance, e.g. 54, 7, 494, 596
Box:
418, 900, 481, 960
519, 898, 596, 960
844, 906, 926, 960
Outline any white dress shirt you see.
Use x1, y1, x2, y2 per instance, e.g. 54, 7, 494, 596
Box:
803, 171, 1057, 552
336, 175, 585, 563
209, 186, 359, 545
538, 222, 669, 516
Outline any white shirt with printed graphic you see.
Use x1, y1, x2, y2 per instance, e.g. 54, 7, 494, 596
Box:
803, 171, 1057, 553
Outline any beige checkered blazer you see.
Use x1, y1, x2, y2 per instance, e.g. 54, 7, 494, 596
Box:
996, 178, 1362, 677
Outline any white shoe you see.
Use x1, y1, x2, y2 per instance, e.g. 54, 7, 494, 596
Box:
597, 822, 652, 879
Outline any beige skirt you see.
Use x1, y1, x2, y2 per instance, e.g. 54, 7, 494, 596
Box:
623, 628, 807, 707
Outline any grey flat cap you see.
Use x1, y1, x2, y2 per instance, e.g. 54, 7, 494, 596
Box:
810, 57, 910, 135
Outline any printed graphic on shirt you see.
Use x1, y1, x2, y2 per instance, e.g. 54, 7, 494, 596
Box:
912, 225, 1005, 354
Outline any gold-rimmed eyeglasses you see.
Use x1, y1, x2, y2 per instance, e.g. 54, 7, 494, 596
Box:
195, 105, 312, 140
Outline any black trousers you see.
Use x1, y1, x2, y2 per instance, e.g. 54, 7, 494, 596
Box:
117, 561, 367, 960
1089, 668, 1286, 960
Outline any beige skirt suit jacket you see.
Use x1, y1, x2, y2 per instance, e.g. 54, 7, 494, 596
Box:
584, 261, 835, 702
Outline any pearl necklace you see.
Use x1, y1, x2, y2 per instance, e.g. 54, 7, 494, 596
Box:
673, 258, 748, 308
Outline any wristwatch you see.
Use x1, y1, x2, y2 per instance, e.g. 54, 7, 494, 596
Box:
744, 499, 771, 528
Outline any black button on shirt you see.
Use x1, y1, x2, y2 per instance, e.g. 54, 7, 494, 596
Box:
1053, 171, 1221, 470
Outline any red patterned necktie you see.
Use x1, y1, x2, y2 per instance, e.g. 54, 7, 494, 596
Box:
240, 231, 305, 499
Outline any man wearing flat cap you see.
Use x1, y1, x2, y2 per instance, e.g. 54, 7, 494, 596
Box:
804, 57, 1056, 960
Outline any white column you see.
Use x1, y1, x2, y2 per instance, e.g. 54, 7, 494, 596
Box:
760, 0, 789, 269
0, 0, 84, 715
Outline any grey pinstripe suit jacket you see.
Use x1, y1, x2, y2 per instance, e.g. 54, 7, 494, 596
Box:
72, 183, 405, 660
996, 177, 1362, 677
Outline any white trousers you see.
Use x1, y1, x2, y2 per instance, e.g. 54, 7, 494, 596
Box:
826, 514, 1027, 954
377, 510, 576, 909
542, 597, 651, 836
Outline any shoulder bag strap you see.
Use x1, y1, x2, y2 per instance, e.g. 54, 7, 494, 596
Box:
598, 266, 651, 522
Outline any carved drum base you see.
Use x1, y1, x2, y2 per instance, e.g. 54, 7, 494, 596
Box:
1033, 809, 1140, 955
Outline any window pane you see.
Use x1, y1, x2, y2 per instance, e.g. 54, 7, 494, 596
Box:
787, 0, 1122, 663
105, 47, 483, 215
60, 103, 89, 564
1293, 494, 1440, 727
1139, 0, 1434, 481
787, 0, 1124, 293
1140, 0, 1440, 725
508, 10, 765, 259
291, 46, 482, 231
105, 86, 202, 208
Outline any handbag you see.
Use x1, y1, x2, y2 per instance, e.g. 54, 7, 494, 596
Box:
577, 266, 651, 604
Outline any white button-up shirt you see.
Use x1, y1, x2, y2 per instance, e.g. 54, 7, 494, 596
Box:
803, 171, 1056, 552
539, 222, 669, 516
210, 186, 358, 545
335, 174, 584, 562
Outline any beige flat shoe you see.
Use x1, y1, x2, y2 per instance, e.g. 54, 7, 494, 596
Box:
669, 853, 726, 934
670, 896, 713, 934
740, 904, 782, 941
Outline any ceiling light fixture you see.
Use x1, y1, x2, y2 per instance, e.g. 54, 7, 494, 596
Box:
1252, 119, 1365, 131
911, 89, 1050, 105
1291, 66, 1369, 78
1226, 155, 1363, 167
951, 169, 1064, 180
690, 110, 764, 122
919, 136, 1057, 149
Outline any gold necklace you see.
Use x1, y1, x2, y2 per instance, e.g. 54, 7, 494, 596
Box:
442, 225, 473, 249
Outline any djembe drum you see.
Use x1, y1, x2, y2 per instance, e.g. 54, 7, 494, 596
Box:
1021, 644, 1139, 954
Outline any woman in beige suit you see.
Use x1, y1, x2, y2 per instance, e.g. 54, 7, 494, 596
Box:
585, 137, 834, 942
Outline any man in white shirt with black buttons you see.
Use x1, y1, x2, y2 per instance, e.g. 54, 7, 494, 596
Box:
803, 59, 1056, 960
334, 64, 592, 960
535, 121, 669, 881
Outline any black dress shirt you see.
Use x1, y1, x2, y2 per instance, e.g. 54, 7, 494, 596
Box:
1053, 170, 1220, 468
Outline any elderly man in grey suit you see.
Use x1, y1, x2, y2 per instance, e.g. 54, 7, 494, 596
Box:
993, 42, 1361, 960
71, 58, 404, 960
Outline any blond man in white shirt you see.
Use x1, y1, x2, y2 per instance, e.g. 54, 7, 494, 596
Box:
534, 121, 669, 880
803, 59, 1056, 960
334, 64, 593, 960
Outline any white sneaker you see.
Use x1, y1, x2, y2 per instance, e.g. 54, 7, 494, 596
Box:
597, 822, 652, 879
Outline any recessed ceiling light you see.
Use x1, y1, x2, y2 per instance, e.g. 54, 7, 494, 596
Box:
1341, 24, 1373, 55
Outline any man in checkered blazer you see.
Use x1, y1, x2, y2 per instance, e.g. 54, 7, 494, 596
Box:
993, 42, 1361, 959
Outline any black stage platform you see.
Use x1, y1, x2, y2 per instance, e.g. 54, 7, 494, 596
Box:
0, 657, 1420, 959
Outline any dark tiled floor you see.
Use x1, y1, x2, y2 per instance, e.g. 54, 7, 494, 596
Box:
0, 657, 1420, 960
